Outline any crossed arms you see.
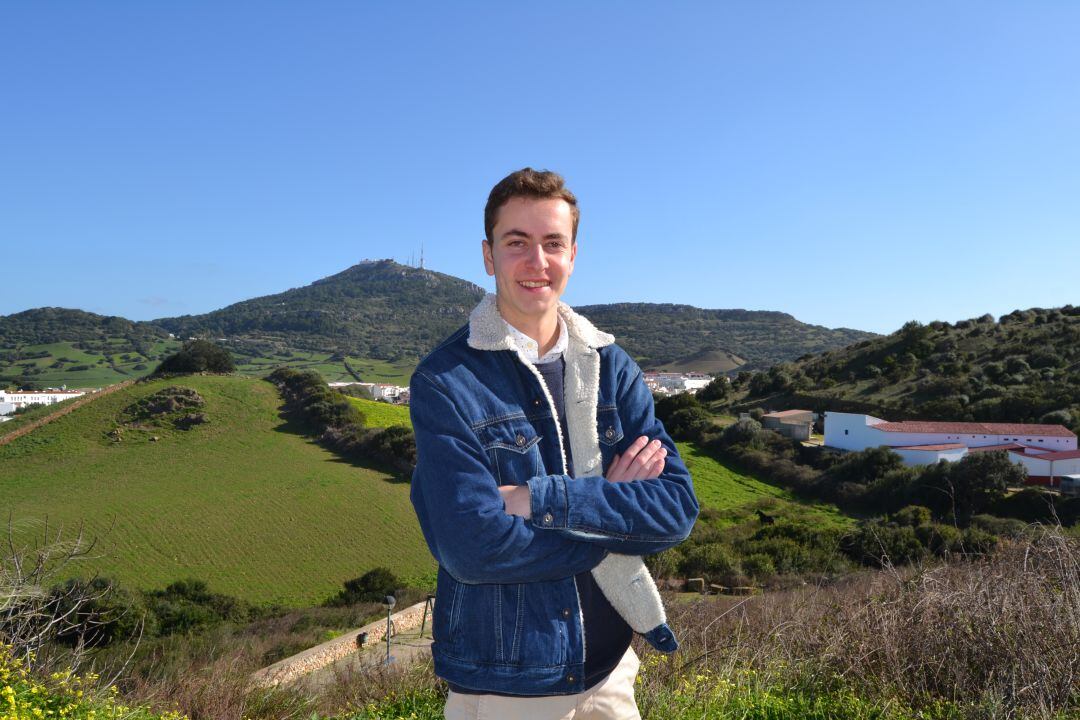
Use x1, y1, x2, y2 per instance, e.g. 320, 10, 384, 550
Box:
409, 367, 699, 585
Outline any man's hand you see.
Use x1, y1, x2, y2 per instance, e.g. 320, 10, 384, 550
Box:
499, 484, 532, 518
606, 436, 667, 483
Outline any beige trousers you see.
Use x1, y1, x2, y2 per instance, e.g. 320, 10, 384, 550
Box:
444, 646, 642, 720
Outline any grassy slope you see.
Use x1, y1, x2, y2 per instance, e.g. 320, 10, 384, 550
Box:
0, 375, 433, 607
347, 397, 411, 428
677, 441, 850, 528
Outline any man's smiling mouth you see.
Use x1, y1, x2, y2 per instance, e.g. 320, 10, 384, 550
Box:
518, 280, 550, 288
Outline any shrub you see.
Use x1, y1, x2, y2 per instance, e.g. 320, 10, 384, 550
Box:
328, 567, 402, 606
49, 577, 146, 648
665, 406, 713, 441
153, 339, 235, 375
720, 418, 763, 447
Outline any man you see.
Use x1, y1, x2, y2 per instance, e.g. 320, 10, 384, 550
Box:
410, 168, 698, 719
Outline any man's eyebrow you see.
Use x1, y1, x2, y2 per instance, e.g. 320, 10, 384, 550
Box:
500, 229, 531, 239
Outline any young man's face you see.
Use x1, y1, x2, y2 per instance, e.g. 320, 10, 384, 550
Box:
482, 197, 577, 332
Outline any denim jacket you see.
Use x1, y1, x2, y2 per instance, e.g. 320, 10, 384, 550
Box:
410, 295, 699, 696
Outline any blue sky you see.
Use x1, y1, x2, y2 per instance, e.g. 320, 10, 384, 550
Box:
2, 2, 1077, 334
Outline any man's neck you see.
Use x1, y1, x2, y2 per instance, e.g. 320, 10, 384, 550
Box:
497, 305, 560, 356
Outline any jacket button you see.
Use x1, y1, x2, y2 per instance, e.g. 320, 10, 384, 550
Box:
566, 675, 575, 684
533, 398, 541, 406
604, 427, 615, 440
543, 513, 553, 525
515, 434, 526, 447
561, 608, 571, 618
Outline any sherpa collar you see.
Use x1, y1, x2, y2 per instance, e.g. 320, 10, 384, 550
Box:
467, 293, 614, 352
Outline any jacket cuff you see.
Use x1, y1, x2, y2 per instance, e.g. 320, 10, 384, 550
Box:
642, 623, 679, 653
528, 474, 568, 529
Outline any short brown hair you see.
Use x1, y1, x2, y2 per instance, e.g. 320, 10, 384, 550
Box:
484, 168, 580, 244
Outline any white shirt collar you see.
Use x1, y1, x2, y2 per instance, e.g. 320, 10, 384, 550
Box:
504, 316, 568, 365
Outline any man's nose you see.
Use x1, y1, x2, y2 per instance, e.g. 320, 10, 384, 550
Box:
524, 243, 547, 269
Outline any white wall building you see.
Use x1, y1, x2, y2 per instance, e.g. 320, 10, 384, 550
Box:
0, 389, 88, 414
824, 412, 1079, 486
327, 381, 407, 402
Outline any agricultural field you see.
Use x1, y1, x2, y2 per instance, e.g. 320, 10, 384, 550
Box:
210, 350, 413, 385
2, 335, 416, 389
0, 375, 434, 607
677, 441, 851, 528
348, 396, 411, 428
0, 340, 181, 387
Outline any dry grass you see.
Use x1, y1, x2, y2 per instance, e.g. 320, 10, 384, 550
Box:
649, 525, 1080, 718
66, 529, 1079, 719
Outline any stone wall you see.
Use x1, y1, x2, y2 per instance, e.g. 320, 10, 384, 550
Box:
249, 599, 432, 687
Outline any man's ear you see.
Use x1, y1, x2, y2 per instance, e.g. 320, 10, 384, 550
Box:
568, 240, 577, 275
482, 239, 495, 276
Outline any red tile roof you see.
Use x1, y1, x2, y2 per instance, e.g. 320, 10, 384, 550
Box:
764, 409, 812, 418
967, 443, 1028, 453
1026, 449, 1080, 462
894, 443, 967, 451
874, 421, 1076, 438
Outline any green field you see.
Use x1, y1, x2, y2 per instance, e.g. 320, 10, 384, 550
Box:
348, 397, 411, 428
1, 338, 416, 389
1, 373, 846, 607
678, 441, 851, 528
0, 375, 434, 607
0, 340, 182, 387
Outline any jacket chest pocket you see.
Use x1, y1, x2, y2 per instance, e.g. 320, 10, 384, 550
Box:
597, 404, 624, 475
476, 417, 543, 485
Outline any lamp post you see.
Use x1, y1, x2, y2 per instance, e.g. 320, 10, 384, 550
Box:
383, 594, 396, 665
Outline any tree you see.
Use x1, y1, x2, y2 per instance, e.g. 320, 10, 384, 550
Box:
697, 376, 730, 403
666, 406, 714, 442
915, 451, 1024, 522
153, 339, 235, 375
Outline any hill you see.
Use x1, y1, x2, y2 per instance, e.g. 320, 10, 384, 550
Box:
0, 374, 434, 606
0, 309, 180, 387
2, 260, 875, 388
577, 303, 874, 371
154, 259, 486, 361
738, 305, 1080, 434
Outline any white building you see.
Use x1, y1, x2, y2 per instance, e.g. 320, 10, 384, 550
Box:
644, 372, 712, 395
0, 389, 88, 414
327, 381, 408, 402
824, 412, 1079, 486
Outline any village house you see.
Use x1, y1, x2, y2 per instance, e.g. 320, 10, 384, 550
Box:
761, 409, 816, 441
824, 411, 1079, 487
